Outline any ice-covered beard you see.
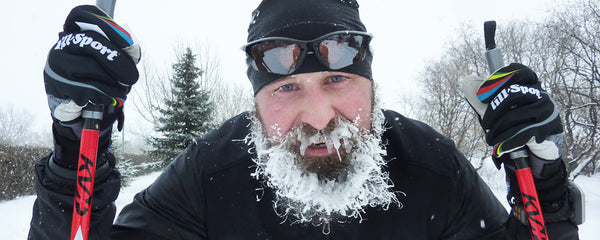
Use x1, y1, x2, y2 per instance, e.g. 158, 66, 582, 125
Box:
246, 106, 400, 233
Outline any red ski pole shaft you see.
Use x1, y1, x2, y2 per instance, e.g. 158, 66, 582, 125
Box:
70, 103, 104, 240
511, 150, 549, 240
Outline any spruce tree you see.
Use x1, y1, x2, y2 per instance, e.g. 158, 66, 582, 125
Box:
150, 47, 214, 163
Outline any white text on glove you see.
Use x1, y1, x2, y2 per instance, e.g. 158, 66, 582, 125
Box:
54, 33, 119, 61
491, 84, 542, 110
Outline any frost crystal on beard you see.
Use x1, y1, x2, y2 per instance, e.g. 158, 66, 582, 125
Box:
245, 108, 401, 234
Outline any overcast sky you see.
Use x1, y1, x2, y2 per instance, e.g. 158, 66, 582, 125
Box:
3, 0, 559, 137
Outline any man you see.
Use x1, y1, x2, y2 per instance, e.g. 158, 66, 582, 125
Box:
29, 0, 579, 239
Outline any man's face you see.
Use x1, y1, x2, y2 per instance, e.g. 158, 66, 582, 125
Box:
255, 71, 374, 178
255, 71, 373, 143
250, 72, 398, 229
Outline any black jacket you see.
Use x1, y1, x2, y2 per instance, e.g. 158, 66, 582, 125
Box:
29, 110, 578, 239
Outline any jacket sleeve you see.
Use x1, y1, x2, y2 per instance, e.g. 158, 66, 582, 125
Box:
28, 153, 121, 240
111, 142, 208, 239
439, 150, 510, 240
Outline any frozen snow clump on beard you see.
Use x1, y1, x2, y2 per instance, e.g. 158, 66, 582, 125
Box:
246, 106, 400, 234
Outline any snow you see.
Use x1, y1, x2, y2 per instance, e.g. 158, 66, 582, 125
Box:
0, 171, 162, 240
113, 171, 163, 216
0, 171, 597, 239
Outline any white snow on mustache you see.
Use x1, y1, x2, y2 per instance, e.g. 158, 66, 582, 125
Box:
246, 108, 401, 232
296, 120, 354, 160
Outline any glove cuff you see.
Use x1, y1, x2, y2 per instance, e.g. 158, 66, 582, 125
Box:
52, 121, 110, 170
505, 159, 569, 214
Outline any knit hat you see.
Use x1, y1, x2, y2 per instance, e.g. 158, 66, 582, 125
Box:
245, 0, 373, 94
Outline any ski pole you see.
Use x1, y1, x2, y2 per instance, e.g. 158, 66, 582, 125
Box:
70, 2, 115, 240
70, 103, 104, 240
484, 20, 549, 240
95, 0, 116, 18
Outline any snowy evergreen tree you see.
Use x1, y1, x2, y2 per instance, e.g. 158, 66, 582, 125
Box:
149, 47, 214, 164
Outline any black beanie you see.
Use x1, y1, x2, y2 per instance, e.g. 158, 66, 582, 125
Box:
246, 0, 373, 94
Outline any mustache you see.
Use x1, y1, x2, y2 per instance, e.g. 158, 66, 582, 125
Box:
288, 117, 363, 156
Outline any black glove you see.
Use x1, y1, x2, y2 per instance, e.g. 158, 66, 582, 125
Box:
462, 63, 563, 171
462, 63, 572, 222
45, 5, 141, 170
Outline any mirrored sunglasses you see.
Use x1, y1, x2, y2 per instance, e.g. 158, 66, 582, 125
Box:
242, 30, 373, 75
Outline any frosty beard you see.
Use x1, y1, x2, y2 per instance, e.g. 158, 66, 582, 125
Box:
247, 106, 400, 232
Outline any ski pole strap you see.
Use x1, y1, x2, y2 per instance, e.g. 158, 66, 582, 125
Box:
512, 200, 573, 226
511, 203, 529, 226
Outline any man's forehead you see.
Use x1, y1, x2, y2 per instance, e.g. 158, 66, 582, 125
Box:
278, 72, 333, 83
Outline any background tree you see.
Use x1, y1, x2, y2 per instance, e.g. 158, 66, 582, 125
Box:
403, 0, 599, 179
0, 107, 33, 146
149, 47, 214, 164
0, 106, 52, 147
542, 0, 600, 178
130, 44, 253, 154
413, 25, 491, 169
188, 43, 253, 125
0, 106, 51, 201
130, 60, 173, 127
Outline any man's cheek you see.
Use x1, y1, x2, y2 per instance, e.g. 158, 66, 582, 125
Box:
266, 123, 284, 139
342, 112, 370, 131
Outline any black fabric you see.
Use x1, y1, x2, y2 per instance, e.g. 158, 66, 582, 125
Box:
45, 5, 138, 106
29, 110, 579, 239
112, 110, 510, 239
247, 0, 365, 42
52, 120, 111, 170
245, 0, 372, 94
28, 154, 121, 240
505, 216, 579, 240
63, 5, 134, 49
477, 63, 563, 155
503, 158, 572, 220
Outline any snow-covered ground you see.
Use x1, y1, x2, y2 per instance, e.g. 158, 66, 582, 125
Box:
1, 171, 597, 239
0, 171, 161, 240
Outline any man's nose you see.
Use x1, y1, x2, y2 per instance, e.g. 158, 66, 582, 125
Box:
299, 88, 335, 130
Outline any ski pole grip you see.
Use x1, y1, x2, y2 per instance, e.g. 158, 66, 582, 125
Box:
483, 20, 549, 239
484, 21, 505, 74
484, 21, 497, 50
96, 0, 116, 18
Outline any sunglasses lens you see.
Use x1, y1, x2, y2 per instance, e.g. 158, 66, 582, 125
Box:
318, 34, 368, 69
245, 32, 371, 74
247, 41, 303, 74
